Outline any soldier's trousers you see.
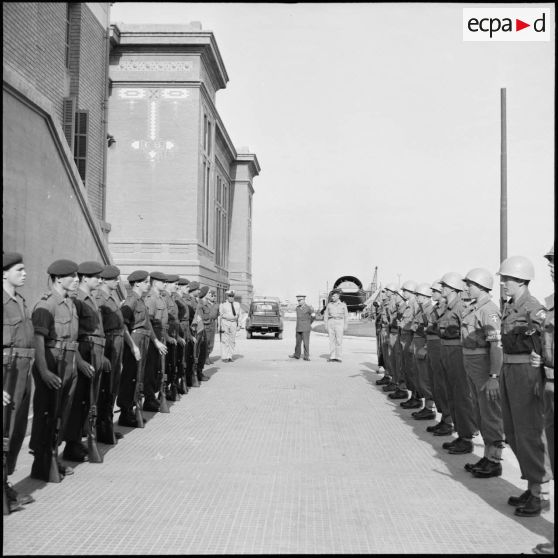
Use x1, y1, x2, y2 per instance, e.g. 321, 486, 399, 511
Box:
380, 328, 391, 375
144, 337, 163, 403
220, 321, 237, 361
98, 332, 123, 427
440, 343, 477, 438
543, 377, 554, 475
294, 331, 310, 359
427, 337, 451, 425
500, 362, 552, 484
176, 337, 185, 384
206, 326, 216, 357
327, 320, 344, 360
464, 354, 505, 448
30, 347, 77, 454
375, 322, 384, 368
166, 337, 177, 388
117, 331, 150, 412
64, 340, 104, 443
195, 331, 207, 377
399, 331, 415, 391
388, 332, 402, 384
3, 352, 33, 475
412, 337, 433, 404
185, 338, 195, 386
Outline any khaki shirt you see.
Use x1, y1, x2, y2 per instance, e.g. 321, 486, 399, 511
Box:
324, 300, 348, 327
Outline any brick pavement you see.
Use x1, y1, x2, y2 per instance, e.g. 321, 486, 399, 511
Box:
3, 321, 554, 554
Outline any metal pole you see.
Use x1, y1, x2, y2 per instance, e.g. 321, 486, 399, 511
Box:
500, 87, 507, 306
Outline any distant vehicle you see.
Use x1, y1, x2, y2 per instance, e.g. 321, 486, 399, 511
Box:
332, 275, 367, 312
246, 297, 284, 339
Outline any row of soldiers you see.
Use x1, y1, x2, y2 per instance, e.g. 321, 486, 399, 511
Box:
3, 254, 224, 514
371, 248, 554, 544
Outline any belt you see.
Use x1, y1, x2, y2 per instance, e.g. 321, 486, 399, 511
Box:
426, 334, 440, 340
3, 347, 35, 360
45, 340, 79, 351
463, 347, 490, 355
389, 328, 399, 333
105, 330, 123, 337
441, 339, 462, 346
131, 327, 150, 336
544, 366, 554, 381
329, 317, 344, 320
400, 329, 413, 336
503, 353, 531, 364
78, 335, 106, 348
222, 317, 238, 322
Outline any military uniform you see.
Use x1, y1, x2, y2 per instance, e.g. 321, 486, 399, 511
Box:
438, 294, 477, 444
500, 290, 551, 487
94, 266, 126, 443
205, 293, 219, 363
183, 284, 199, 387
376, 293, 392, 386
144, 273, 169, 409
461, 293, 505, 468
291, 297, 315, 360
64, 262, 106, 462
172, 287, 189, 394
30, 260, 80, 480
399, 295, 418, 400
118, 271, 157, 425
410, 299, 433, 414
194, 287, 209, 380
323, 295, 348, 362
219, 291, 240, 362
3, 253, 36, 509
162, 283, 179, 400
385, 294, 403, 391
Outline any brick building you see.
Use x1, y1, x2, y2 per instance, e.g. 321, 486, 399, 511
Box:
3, 2, 112, 302
107, 23, 260, 303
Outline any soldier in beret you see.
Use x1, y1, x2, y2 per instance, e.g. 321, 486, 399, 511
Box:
162, 275, 181, 401
143, 271, 170, 411
30, 259, 80, 481
63, 261, 106, 463
204, 290, 220, 365
118, 271, 163, 426
94, 265, 137, 443
3, 252, 36, 512
194, 286, 210, 381
173, 277, 190, 395
184, 281, 201, 387
179, 279, 198, 389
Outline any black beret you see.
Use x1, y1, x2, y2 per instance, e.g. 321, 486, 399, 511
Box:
47, 259, 78, 276
177, 277, 190, 286
199, 285, 209, 298
127, 270, 149, 283
165, 273, 179, 283
77, 261, 104, 276
150, 271, 167, 281
3, 252, 23, 270
188, 281, 200, 292
100, 265, 120, 279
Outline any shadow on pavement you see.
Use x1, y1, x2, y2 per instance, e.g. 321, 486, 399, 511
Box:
357, 366, 554, 541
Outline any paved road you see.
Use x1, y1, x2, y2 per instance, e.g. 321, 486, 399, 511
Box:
3, 321, 554, 554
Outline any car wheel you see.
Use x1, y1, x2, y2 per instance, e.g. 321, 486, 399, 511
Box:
246, 331, 252, 339
276, 332, 283, 340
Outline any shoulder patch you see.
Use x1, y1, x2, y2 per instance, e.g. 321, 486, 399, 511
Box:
535, 309, 546, 320
488, 313, 500, 323
40, 291, 52, 300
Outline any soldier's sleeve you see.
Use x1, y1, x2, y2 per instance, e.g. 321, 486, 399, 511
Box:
31, 300, 54, 337
480, 305, 502, 344
120, 297, 136, 329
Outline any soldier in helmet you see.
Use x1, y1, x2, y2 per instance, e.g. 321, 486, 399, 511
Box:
425, 281, 452, 434
461, 268, 505, 478
30, 259, 81, 480
375, 288, 393, 386
410, 283, 437, 421
3, 252, 36, 512
530, 244, 554, 553
498, 256, 551, 517
437, 272, 478, 453
395, 280, 420, 406
382, 284, 403, 393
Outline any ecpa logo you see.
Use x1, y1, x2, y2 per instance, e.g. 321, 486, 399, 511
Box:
463, 8, 551, 41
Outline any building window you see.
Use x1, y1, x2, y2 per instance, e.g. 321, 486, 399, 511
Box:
202, 160, 211, 245
65, 3, 71, 68
214, 175, 230, 267
74, 110, 89, 183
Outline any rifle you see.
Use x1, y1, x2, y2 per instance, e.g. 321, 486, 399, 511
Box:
48, 344, 67, 483
87, 357, 103, 463
190, 323, 200, 388
159, 351, 170, 413
3, 345, 17, 514
133, 356, 144, 428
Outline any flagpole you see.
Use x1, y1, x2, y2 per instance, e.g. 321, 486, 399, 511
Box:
500, 87, 507, 306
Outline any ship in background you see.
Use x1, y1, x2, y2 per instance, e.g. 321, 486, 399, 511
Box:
331, 275, 368, 312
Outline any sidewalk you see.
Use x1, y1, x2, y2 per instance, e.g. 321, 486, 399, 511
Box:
3, 321, 554, 554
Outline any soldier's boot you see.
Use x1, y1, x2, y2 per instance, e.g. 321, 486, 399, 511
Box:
96, 420, 117, 445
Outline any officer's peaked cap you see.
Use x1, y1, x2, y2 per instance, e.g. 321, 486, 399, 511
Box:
100, 265, 121, 280
199, 285, 209, 298
165, 273, 179, 283
188, 281, 200, 292
3, 252, 23, 270
47, 259, 78, 276
127, 270, 149, 283
225, 289, 235, 296
177, 277, 190, 286
150, 271, 167, 282
296, 294, 306, 298
331, 288, 342, 295
77, 261, 104, 276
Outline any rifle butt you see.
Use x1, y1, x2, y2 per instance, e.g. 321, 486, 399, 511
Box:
159, 391, 170, 413
87, 434, 103, 463
3, 488, 9, 515
134, 405, 145, 428
48, 454, 62, 483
